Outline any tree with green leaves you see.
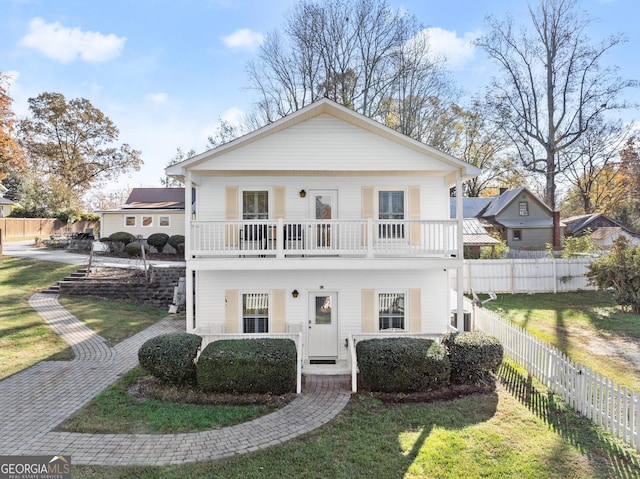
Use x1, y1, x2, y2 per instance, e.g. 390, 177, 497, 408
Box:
18, 92, 142, 214
587, 236, 640, 314
477, 0, 637, 246
0, 72, 25, 182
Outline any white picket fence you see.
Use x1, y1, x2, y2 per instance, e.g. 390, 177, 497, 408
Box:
470, 299, 640, 452
461, 258, 595, 293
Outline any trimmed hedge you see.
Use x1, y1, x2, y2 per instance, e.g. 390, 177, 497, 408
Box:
168, 235, 185, 250
441, 331, 503, 385
109, 231, 136, 245
138, 332, 202, 386
356, 338, 450, 393
147, 233, 170, 252
197, 339, 297, 394
125, 241, 150, 257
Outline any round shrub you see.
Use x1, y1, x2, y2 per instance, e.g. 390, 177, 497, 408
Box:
109, 231, 136, 246
441, 331, 503, 385
125, 241, 150, 257
356, 338, 450, 393
138, 332, 202, 385
168, 235, 185, 250
197, 339, 297, 394
147, 233, 170, 252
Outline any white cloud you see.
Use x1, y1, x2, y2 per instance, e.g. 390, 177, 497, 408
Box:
423, 27, 478, 70
221, 28, 264, 51
20, 17, 126, 63
221, 107, 244, 125
146, 92, 169, 103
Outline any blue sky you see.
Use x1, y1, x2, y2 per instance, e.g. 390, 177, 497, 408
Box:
1, 0, 638, 194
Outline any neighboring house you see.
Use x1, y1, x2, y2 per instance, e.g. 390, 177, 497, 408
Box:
98, 188, 186, 239
166, 98, 481, 372
0, 184, 19, 217
452, 188, 562, 251
564, 213, 640, 248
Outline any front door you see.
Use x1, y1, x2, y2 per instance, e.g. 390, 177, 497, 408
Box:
308, 292, 338, 358
309, 190, 336, 249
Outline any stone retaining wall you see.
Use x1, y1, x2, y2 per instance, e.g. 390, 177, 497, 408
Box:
58, 265, 186, 309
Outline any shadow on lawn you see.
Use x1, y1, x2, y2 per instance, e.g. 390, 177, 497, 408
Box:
499, 362, 640, 478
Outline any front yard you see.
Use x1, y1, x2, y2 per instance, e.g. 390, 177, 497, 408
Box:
1, 259, 638, 477
483, 291, 640, 391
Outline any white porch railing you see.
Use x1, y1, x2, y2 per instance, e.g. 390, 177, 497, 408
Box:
190, 219, 457, 258
193, 330, 303, 394
348, 332, 442, 393
471, 298, 640, 453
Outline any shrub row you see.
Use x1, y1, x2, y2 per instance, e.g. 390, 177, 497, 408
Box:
104, 232, 185, 256
357, 331, 503, 393
138, 334, 297, 394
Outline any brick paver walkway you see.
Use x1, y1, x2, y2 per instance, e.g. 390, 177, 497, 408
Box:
0, 294, 351, 466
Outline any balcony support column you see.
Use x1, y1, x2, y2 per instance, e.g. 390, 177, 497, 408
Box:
455, 170, 465, 330
276, 218, 284, 259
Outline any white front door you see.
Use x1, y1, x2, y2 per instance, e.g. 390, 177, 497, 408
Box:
307, 292, 338, 358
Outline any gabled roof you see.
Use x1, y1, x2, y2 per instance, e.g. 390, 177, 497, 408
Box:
462, 218, 500, 246
563, 213, 625, 235
450, 197, 493, 218
166, 98, 482, 181
482, 187, 552, 217
123, 188, 185, 209
590, 227, 624, 241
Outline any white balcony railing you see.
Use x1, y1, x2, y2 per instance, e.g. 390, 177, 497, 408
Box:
190, 219, 458, 258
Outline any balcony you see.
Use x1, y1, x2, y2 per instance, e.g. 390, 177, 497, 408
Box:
190, 219, 458, 258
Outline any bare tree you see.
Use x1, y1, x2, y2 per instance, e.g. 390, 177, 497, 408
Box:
477, 0, 637, 245
560, 117, 635, 215
247, 0, 455, 146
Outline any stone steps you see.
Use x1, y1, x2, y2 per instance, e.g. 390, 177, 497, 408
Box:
41, 268, 89, 294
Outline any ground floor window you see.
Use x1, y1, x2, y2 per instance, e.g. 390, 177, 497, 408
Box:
378, 292, 405, 330
242, 292, 269, 333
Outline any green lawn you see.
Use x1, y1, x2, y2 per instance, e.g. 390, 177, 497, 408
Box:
72, 361, 640, 479
0, 256, 169, 379
0, 257, 79, 378
483, 291, 640, 391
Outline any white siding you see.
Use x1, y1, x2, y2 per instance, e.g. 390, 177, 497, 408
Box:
192, 115, 459, 173
101, 211, 185, 238
194, 268, 450, 360
196, 176, 449, 222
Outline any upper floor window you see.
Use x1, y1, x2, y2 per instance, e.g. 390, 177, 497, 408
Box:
142, 216, 153, 227
242, 292, 269, 333
125, 216, 135, 226
159, 216, 170, 227
519, 201, 529, 216
378, 190, 404, 239
378, 292, 405, 330
243, 190, 269, 220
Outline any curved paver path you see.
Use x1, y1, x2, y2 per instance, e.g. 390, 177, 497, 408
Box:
0, 294, 351, 466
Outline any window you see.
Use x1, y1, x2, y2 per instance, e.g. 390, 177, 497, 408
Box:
125, 216, 136, 226
513, 229, 522, 241
378, 190, 404, 239
519, 202, 529, 216
243, 190, 269, 220
159, 216, 170, 227
378, 292, 405, 330
142, 216, 153, 227
242, 293, 269, 333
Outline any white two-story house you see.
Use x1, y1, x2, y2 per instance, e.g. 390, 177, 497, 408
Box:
166, 99, 480, 373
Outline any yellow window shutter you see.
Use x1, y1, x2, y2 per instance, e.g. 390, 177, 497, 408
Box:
408, 186, 421, 246
225, 186, 239, 247
362, 289, 376, 333
361, 187, 374, 247
273, 186, 285, 219
225, 186, 238, 219
271, 289, 286, 333
409, 289, 421, 332
361, 187, 374, 219
225, 289, 239, 333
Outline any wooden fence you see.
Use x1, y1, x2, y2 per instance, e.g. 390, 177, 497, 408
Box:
471, 299, 640, 453
0, 218, 98, 240
461, 258, 595, 293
